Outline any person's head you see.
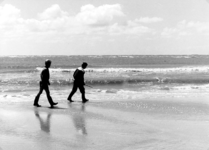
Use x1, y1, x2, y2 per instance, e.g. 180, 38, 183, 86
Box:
81, 62, 88, 69
45, 59, 51, 68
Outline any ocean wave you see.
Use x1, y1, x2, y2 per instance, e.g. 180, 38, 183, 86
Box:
36, 66, 209, 73
1, 77, 209, 86
4, 65, 209, 74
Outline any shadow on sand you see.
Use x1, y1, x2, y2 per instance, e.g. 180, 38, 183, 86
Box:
48, 106, 66, 109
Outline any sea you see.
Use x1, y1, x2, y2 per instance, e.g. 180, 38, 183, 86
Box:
1, 55, 209, 102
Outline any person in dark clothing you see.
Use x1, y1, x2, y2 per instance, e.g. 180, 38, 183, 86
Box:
34, 59, 58, 107
67, 62, 89, 103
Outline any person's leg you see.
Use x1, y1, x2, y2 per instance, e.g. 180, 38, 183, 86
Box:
67, 82, 78, 102
79, 86, 88, 103
44, 85, 58, 107
34, 82, 43, 106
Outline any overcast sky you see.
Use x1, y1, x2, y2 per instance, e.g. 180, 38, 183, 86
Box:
0, 0, 209, 55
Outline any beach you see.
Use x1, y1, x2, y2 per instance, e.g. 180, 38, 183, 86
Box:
1, 91, 209, 150
1, 0, 209, 147
1, 55, 209, 149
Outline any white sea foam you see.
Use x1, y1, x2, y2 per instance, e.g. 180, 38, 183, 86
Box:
36, 66, 209, 74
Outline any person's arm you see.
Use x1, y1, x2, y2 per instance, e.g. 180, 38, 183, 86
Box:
47, 69, 50, 85
41, 69, 50, 85
40, 70, 44, 82
82, 72, 85, 85
73, 69, 79, 80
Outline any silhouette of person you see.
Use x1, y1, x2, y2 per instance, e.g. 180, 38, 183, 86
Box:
68, 103, 87, 135
34, 109, 51, 133
67, 62, 89, 103
34, 59, 58, 107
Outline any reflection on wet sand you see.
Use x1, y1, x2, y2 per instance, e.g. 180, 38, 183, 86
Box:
68, 103, 87, 135
34, 108, 51, 133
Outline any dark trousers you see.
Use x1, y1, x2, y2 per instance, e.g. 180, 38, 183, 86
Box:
34, 82, 54, 105
68, 82, 86, 100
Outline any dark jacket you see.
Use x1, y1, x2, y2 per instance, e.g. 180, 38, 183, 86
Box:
73, 67, 85, 85
40, 68, 50, 85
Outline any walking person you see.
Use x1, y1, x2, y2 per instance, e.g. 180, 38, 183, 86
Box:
67, 62, 89, 103
34, 59, 58, 107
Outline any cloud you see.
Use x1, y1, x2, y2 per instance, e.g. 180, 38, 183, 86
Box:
121, 20, 153, 35
0, 4, 78, 33
0, 4, 21, 23
161, 28, 178, 38
0, 4, 25, 33
161, 20, 209, 38
136, 17, 163, 23
83, 19, 153, 36
0, 3, 156, 44
180, 20, 209, 33
76, 4, 125, 26
38, 4, 68, 20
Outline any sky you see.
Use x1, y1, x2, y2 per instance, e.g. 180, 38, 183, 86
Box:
0, 0, 209, 55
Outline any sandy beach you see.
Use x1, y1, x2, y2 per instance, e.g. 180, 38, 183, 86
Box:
1, 0, 209, 147
1, 92, 209, 150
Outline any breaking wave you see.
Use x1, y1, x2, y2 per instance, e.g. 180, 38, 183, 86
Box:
1, 77, 209, 86
36, 66, 209, 74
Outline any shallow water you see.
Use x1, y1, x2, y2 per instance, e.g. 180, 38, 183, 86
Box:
2, 55, 209, 97
1, 55, 209, 149
1, 97, 209, 150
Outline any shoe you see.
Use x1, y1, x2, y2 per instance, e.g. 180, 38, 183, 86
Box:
67, 99, 74, 102
50, 102, 58, 108
82, 99, 89, 103
52, 102, 58, 105
34, 104, 41, 107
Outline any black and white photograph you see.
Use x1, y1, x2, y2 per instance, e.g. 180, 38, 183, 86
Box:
1, 0, 209, 149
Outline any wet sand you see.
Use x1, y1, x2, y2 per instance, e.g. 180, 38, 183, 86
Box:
1, 95, 209, 150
